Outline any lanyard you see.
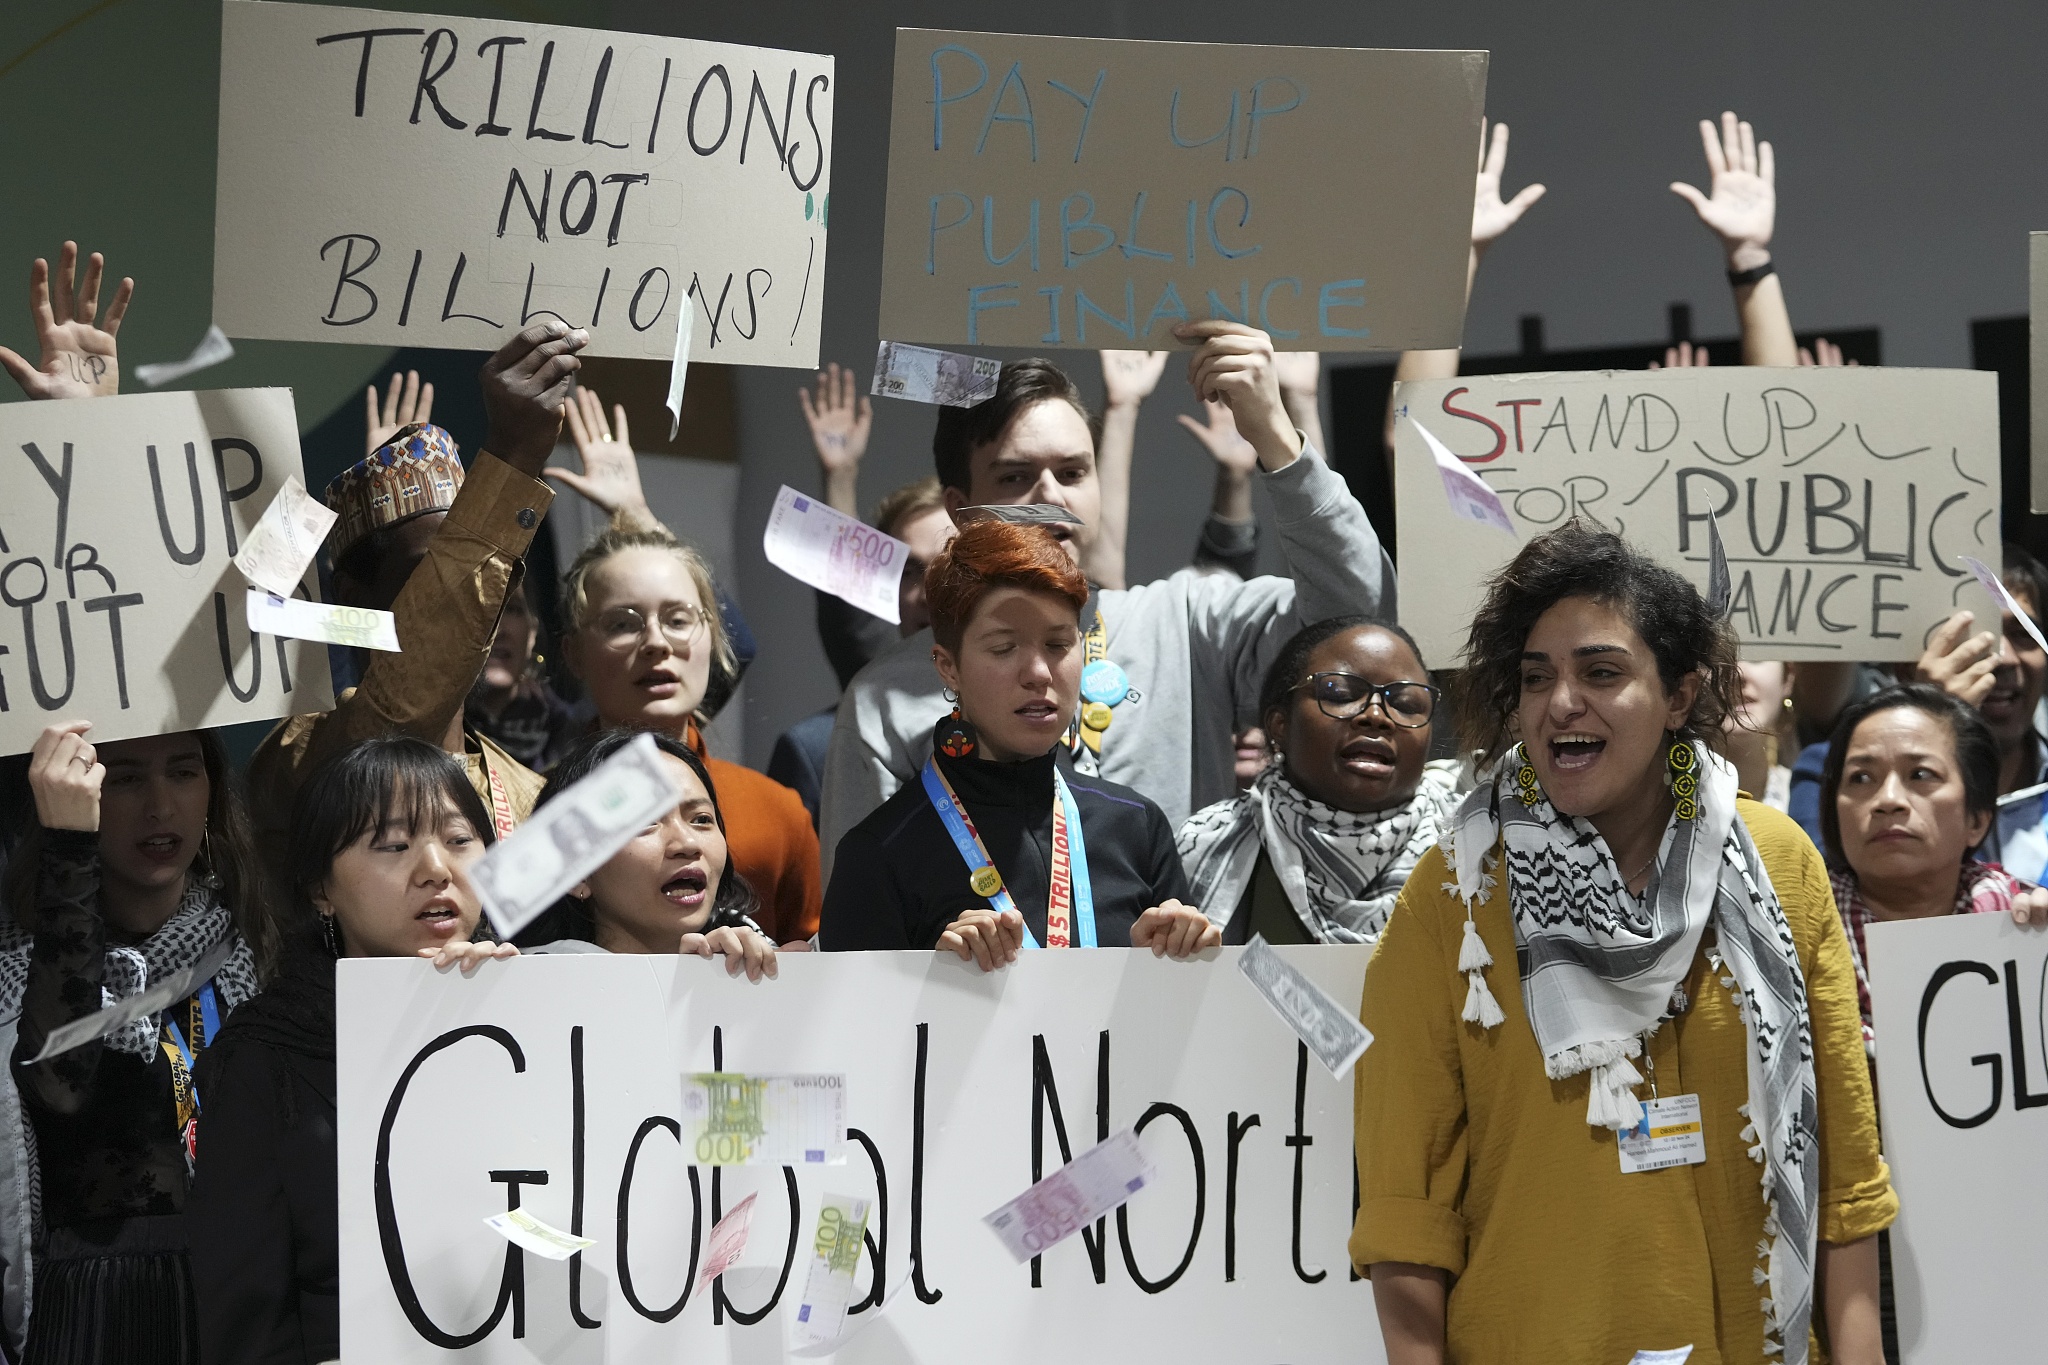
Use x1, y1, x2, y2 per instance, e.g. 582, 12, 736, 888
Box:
920, 757, 1096, 949
483, 756, 517, 841
160, 981, 222, 1166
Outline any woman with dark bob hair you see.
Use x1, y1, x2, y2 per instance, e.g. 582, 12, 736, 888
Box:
1351, 521, 1893, 1365
185, 737, 516, 1365
515, 729, 781, 979
1817, 683, 2048, 1053
1177, 615, 1459, 943
821, 519, 1213, 966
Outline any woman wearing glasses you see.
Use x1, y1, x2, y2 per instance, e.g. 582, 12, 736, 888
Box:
820, 520, 1216, 968
559, 530, 821, 943
1177, 616, 1457, 944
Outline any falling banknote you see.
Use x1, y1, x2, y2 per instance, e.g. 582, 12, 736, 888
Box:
483, 1208, 593, 1261
245, 591, 399, 652
872, 340, 1000, 407
473, 731, 681, 939
1238, 935, 1374, 1080
681, 1073, 847, 1167
792, 1193, 871, 1346
983, 1128, 1155, 1262
234, 477, 338, 597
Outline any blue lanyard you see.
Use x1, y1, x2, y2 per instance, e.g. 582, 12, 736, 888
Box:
920, 758, 1096, 949
162, 982, 222, 1114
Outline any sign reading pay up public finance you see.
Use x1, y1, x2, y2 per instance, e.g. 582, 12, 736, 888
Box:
880, 30, 1484, 352
1393, 367, 2003, 664
213, 1, 833, 366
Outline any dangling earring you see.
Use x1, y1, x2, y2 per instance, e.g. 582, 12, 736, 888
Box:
198, 820, 220, 888
320, 912, 344, 958
1668, 736, 1699, 821
935, 689, 978, 759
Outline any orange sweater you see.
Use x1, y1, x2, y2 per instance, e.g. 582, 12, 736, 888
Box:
690, 728, 822, 943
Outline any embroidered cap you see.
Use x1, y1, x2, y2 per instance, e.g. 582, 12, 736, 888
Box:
323, 422, 465, 559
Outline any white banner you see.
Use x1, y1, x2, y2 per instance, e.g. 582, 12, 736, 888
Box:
1867, 913, 2048, 1360
0, 389, 333, 755
338, 947, 1381, 1362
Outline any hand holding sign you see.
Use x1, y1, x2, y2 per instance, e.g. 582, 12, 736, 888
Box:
27, 723, 103, 834
0, 242, 133, 400
480, 321, 587, 476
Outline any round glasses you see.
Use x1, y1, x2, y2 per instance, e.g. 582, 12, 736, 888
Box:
592, 603, 709, 652
1290, 672, 1437, 727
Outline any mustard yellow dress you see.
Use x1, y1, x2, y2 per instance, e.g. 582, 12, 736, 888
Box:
1349, 799, 1895, 1365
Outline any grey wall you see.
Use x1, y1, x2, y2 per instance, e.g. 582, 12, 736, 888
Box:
13, 1, 2048, 769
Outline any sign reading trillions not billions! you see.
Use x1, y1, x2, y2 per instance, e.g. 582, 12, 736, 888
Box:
213, 2, 833, 367
1392, 367, 2003, 664
337, 947, 1383, 1363
0, 390, 334, 757
880, 29, 1485, 353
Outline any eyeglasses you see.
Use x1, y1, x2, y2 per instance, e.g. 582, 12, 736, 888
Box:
1290, 673, 1437, 727
592, 604, 709, 651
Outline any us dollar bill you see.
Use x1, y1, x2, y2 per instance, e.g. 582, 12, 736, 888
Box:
1238, 935, 1374, 1079
473, 731, 680, 939
872, 340, 1000, 408
681, 1072, 846, 1167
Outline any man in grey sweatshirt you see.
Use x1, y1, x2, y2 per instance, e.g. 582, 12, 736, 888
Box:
817, 320, 1395, 877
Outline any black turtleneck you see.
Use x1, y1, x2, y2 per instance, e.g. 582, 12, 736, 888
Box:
821, 728, 1190, 952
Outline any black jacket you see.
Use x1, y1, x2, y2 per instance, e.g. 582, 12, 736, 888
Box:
821, 732, 1190, 951
186, 948, 339, 1365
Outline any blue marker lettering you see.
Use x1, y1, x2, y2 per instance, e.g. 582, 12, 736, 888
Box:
984, 197, 1041, 270
1317, 278, 1370, 337
1120, 192, 1173, 262
976, 61, 1038, 160
1242, 77, 1305, 158
1075, 282, 1136, 342
1047, 71, 1106, 162
1037, 286, 1063, 343
929, 46, 988, 151
1259, 277, 1302, 339
1142, 281, 1190, 336
1060, 193, 1116, 267
927, 192, 973, 274
967, 283, 1019, 343
1205, 282, 1248, 324
1168, 89, 1238, 160
1206, 188, 1262, 260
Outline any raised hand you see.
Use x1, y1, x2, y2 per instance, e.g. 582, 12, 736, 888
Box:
1173, 320, 1298, 470
1650, 341, 1714, 370
1175, 399, 1260, 478
552, 386, 650, 521
1914, 610, 2000, 707
1471, 120, 1547, 254
1671, 111, 1776, 270
365, 370, 436, 455
1100, 349, 1168, 407
1798, 337, 1856, 367
0, 243, 133, 400
479, 320, 587, 476
27, 721, 104, 832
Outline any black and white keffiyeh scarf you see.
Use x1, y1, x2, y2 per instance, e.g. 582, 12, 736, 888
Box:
0, 878, 258, 1058
1176, 761, 1461, 943
1443, 739, 1820, 1363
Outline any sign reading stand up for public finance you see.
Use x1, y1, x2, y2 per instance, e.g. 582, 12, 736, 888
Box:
0, 390, 333, 757
1392, 367, 2002, 664
337, 947, 1383, 1362
1867, 914, 2048, 1361
213, 1, 833, 367
880, 29, 1484, 352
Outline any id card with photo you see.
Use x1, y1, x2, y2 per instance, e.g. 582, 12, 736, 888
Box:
1617, 1094, 1707, 1174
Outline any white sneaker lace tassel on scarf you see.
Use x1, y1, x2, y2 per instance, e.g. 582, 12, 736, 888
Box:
1457, 916, 1505, 1027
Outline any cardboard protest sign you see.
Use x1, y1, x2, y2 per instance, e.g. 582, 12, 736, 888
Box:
338, 947, 1381, 1361
1392, 368, 2002, 664
0, 390, 334, 756
1867, 913, 2048, 1361
880, 30, 1483, 352
214, 2, 832, 366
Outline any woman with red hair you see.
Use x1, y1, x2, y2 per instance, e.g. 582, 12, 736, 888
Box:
820, 520, 1215, 968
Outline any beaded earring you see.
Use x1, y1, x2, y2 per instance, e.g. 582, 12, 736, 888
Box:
936, 690, 977, 759
1668, 738, 1699, 821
